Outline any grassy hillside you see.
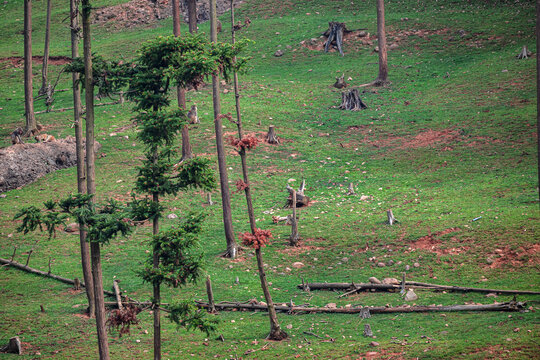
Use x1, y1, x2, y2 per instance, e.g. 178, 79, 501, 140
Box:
0, 0, 538, 358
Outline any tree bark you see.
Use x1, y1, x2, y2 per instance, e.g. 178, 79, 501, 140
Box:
187, 0, 197, 33
71, 0, 95, 318
537, 0, 540, 191
206, 276, 216, 313
289, 189, 299, 246
180, 124, 193, 162
172, 0, 186, 109
82, 0, 110, 357
24, 0, 37, 135
339, 89, 367, 111
39, 0, 52, 96
152, 191, 161, 360
210, 0, 237, 259
375, 0, 389, 85
266, 125, 279, 144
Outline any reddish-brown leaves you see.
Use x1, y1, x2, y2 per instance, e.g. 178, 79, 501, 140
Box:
229, 135, 260, 150
239, 228, 273, 249
234, 179, 249, 193
106, 305, 141, 336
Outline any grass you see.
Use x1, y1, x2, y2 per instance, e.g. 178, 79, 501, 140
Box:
0, 0, 538, 358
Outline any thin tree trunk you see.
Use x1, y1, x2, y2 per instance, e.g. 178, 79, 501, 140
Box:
180, 124, 193, 161
210, 0, 237, 258
375, 0, 389, 85
172, 0, 186, 109
152, 191, 161, 360
71, 0, 95, 318
39, 0, 52, 96
187, 0, 197, 33
82, 0, 110, 357
24, 0, 37, 135
537, 0, 540, 192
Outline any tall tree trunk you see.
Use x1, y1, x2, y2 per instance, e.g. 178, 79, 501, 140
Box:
82, 0, 110, 358
187, 0, 197, 33
230, 1, 286, 340
39, 0, 52, 96
24, 0, 37, 135
537, 0, 540, 191
210, 0, 237, 258
172, 0, 186, 109
152, 191, 161, 360
70, 0, 95, 318
375, 0, 389, 85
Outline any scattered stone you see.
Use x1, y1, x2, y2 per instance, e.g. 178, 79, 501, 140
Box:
167, 213, 178, 219
0, 194, 6, 198
486, 293, 498, 297
377, 262, 386, 268
404, 288, 418, 302
286, 324, 293, 329
389, 43, 399, 50
374, 46, 379, 52
405, 265, 410, 271
413, 262, 420, 268
486, 257, 494, 265
386, 260, 394, 266
325, 303, 337, 309
359, 195, 371, 201
363, 324, 373, 337
341, 257, 349, 263
382, 278, 399, 285
292, 262, 304, 269
109, 132, 117, 137
368, 277, 381, 284
286, 45, 292, 49
285, 267, 292, 272
64, 223, 79, 233
358, 31, 368, 37
370, 341, 379, 347
274, 49, 284, 57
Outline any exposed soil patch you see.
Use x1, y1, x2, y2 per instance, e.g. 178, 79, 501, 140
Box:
276, 237, 329, 255
409, 228, 463, 255
0, 56, 71, 68
92, 0, 239, 30
485, 244, 540, 269
345, 128, 461, 150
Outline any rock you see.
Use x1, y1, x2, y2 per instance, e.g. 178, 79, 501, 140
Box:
486, 257, 494, 264
370, 341, 379, 347
404, 288, 418, 302
386, 260, 394, 266
223, 88, 229, 94
0, 194, 6, 198
325, 303, 337, 309
64, 223, 79, 233
363, 324, 373, 337
274, 49, 284, 57
368, 277, 381, 284
286, 45, 292, 49
286, 324, 293, 329
382, 278, 400, 285
285, 267, 292, 272
405, 265, 410, 271
413, 262, 420, 268
167, 213, 178, 219
259, 301, 267, 306
358, 31, 368, 37
109, 132, 117, 137
292, 262, 304, 269
389, 43, 399, 50
341, 257, 349, 263
359, 195, 371, 201
374, 46, 379, 52
377, 262, 386, 268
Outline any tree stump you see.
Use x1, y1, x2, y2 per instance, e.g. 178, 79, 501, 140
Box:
339, 89, 367, 111
363, 324, 373, 337
324, 22, 346, 56
516, 45, 532, 59
0, 337, 21, 354
289, 189, 299, 246
333, 74, 348, 89
387, 209, 396, 225
266, 125, 279, 144
286, 179, 310, 208
346, 182, 355, 195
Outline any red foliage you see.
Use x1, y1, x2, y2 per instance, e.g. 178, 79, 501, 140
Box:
229, 135, 260, 150
217, 113, 233, 122
239, 228, 273, 249
234, 179, 249, 193
106, 305, 141, 337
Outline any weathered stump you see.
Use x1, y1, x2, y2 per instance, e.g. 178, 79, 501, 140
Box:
324, 22, 346, 56
333, 74, 348, 89
0, 337, 21, 354
516, 45, 532, 59
339, 89, 367, 111
266, 125, 280, 144
286, 179, 310, 208
289, 189, 299, 246
346, 182, 355, 195
387, 209, 396, 225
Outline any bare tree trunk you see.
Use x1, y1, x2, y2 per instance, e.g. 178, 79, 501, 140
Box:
289, 189, 298, 246
152, 191, 161, 360
210, 0, 237, 258
71, 0, 95, 318
82, 0, 110, 357
375, 0, 389, 85
537, 0, 540, 193
39, 0, 52, 96
180, 124, 193, 161
172, 0, 186, 109
24, 0, 37, 135
187, 0, 197, 33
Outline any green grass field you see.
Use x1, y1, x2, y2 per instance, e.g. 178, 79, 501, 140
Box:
0, 0, 538, 358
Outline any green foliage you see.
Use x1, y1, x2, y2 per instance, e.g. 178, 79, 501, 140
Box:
100, 199, 123, 214
135, 148, 179, 196
136, 110, 186, 151
43, 200, 57, 211
167, 301, 218, 336
13, 206, 43, 234
42, 212, 68, 239
85, 212, 132, 245
128, 195, 163, 222
58, 193, 94, 213
176, 158, 216, 192
141, 212, 206, 287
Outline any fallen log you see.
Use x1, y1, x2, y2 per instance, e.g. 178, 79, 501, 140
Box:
0, 257, 115, 297
298, 281, 540, 296
194, 300, 525, 314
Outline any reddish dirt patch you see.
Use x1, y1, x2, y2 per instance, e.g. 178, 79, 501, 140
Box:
485, 244, 540, 269
73, 313, 91, 319
0, 56, 71, 68
276, 237, 328, 255
409, 228, 463, 255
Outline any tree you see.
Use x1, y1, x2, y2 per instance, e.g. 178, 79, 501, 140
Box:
39, 0, 52, 96
70, 0, 95, 317
186, 0, 197, 33
81, 0, 110, 357
209, 0, 237, 258
374, 0, 389, 86
172, 0, 186, 109
23, 0, 37, 135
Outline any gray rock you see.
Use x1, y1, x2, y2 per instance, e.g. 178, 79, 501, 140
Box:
377, 262, 386, 268
413, 262, 420, 268
167, 213, 178, 219
368, 277, 381, 284
404, 288, 418, 302
274, 49, 284, 57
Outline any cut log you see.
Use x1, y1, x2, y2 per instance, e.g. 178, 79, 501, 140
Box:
324, 22, 346, 56
206, 275, 216, 313
0, 137, 101, 193
333, 74, 348, 89
266, 125, 279, 144
113, 279, 123, 310
387, 209, 396, 225
0, 337, 21, 354
286, 181, 310, 208
516, 45, 532, 59
339, 89, 367, 111
346, 182, 355, 195
194, 300, 526, 314
298, 281, 540, 296
207, 193, 214, 205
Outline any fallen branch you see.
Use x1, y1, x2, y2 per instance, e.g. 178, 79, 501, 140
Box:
194, 300, 525, 314
0, 257, 116, 297
298, 281, 540, 296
